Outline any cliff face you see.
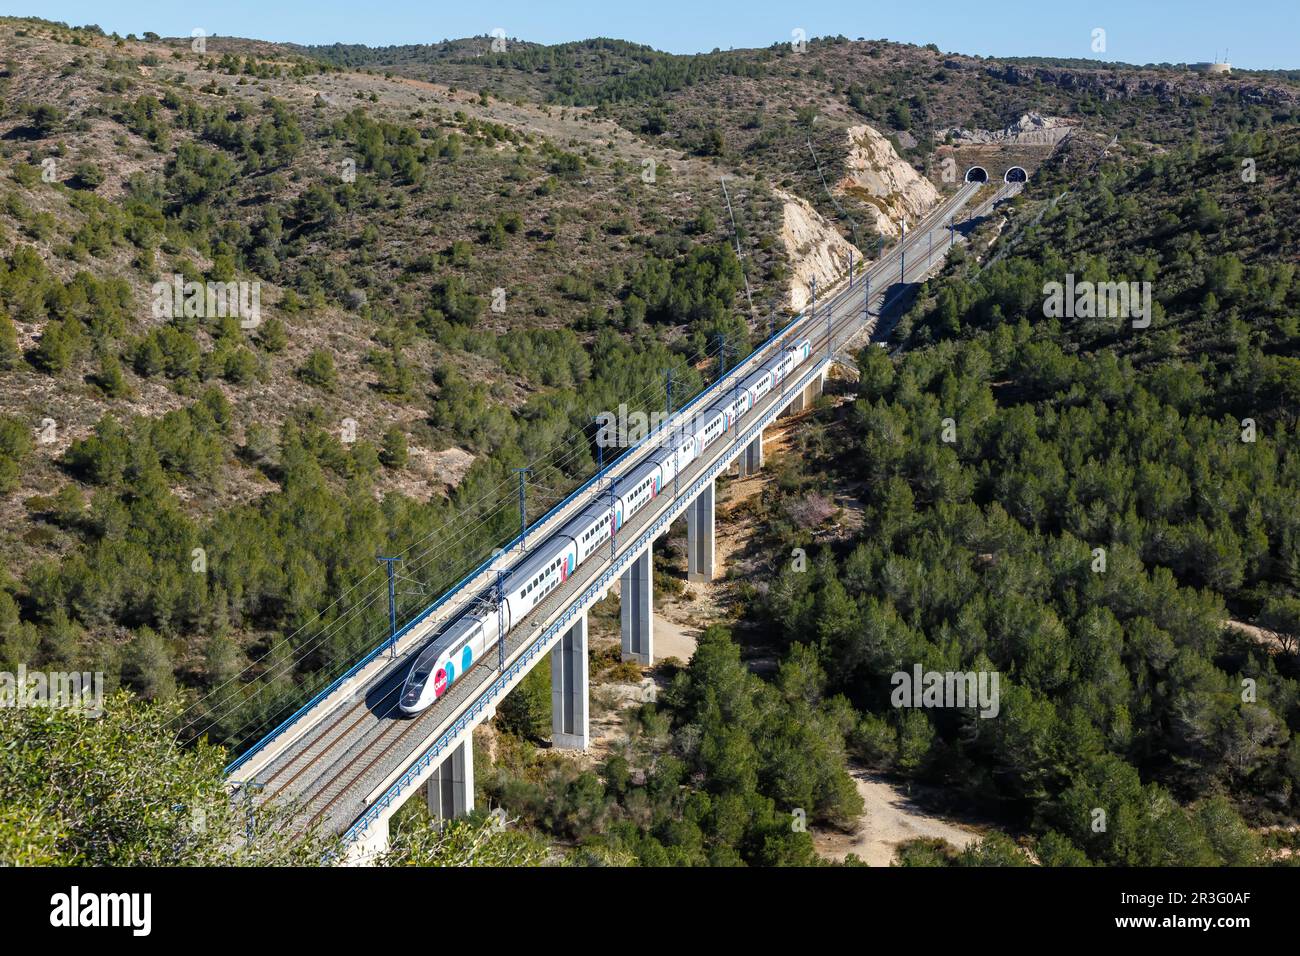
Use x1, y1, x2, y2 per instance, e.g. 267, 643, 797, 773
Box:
777, 188, 860, 314
777, 123, 943, 311
836, 124, 941, 240
984, 63, 1300, 108
939, 111, 1074, 147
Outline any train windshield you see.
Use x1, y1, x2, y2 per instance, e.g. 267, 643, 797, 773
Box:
406, 647, 440, 689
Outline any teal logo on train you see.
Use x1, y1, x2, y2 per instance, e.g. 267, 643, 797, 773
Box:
461, 645, 472, 672
445, 661, 455, 685
562, 552, 574, 580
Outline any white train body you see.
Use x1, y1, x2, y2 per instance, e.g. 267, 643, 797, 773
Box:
400, 339, 813, 713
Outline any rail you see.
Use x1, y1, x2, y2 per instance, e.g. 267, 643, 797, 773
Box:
341, 354, 834, 844
225, 181, 977, 777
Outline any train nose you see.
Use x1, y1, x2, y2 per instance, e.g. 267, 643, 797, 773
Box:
399, 677, 426, 714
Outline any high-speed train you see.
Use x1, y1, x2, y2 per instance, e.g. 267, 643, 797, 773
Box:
398, 338, 814, 714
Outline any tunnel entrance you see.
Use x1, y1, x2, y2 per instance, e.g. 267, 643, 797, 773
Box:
1004, 166, 1028, 183
964, 166, 988, 183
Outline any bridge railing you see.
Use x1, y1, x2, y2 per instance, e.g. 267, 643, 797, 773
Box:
342, 354, 834, 845
224, 288, 859, 777
226, 183, 975, 779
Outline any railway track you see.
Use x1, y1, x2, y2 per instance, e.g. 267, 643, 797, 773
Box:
249, 181, 987, 837
259, 680, 402, 803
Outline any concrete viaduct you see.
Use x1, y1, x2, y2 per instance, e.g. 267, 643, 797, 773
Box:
224, 178, 1017, 862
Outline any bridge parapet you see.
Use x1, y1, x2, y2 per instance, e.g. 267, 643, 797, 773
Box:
240, 179, 989, 850
340, 355, 835, 848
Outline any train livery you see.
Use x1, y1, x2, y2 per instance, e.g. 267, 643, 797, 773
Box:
399, 338, 814, 714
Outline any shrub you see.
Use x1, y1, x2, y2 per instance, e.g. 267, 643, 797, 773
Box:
380, 425, 408, 469
0, 416, 35, 493
298, 350, 337, 391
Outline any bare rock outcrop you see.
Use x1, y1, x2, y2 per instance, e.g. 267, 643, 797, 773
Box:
836, 124, 940, 240
983, 63, 1300, 109
777, 188, 860, 314
938, 111, 1074, 147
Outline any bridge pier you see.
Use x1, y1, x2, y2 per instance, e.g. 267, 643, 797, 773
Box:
344, 818, 389, 865
426, 738, 473, 823
551, 610, 589, 749
739, 430, 764, 478
686, 480, 715, 583
784, 374, 824, 416
620, 547, 653, 665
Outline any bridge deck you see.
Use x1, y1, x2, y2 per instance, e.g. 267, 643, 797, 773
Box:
233, 181, 1000, 841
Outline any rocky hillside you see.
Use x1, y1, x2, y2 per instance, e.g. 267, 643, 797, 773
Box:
1, 15, 1297, 751
303, 33, 1300, 260
0, 18, 916, 744
837, 124, 941, 237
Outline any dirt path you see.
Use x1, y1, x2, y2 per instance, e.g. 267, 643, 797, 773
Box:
1225, 619, 1295, 655
652, 611, 698, 663
814, 768, 986, 866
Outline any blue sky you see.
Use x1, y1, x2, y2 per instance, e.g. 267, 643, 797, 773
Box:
5, 0, 1296, 69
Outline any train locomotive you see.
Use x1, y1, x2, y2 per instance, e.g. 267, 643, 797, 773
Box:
399, 338, 813, 714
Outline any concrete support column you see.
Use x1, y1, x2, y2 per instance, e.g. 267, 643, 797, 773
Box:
345, 818, 389, 866
686, 480, 715, 583
427, 737, 473, 822
620, 547, 653, 665
786, 376, 822, 415
785, 385, 807, 415
740, 430, 764, 477
551, 610, 589, 749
